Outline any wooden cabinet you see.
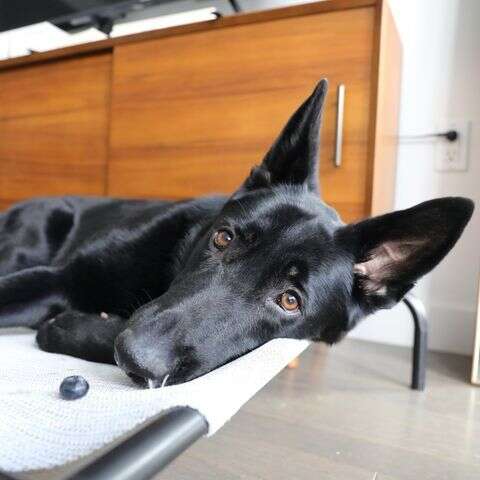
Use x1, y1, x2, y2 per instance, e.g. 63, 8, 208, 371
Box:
109, 7, 375, 221
0, 53, 111, 210
0, 0, 401, 223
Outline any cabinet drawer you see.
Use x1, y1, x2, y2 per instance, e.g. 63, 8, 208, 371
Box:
0, 54, 111, 120
0, 53, 111, 209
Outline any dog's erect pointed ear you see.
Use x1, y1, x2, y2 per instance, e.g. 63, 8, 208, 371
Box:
241, 79, 328, 194
337, 197, 474, 312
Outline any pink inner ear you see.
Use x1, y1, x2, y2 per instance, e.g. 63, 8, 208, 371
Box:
353, 239, 425, 295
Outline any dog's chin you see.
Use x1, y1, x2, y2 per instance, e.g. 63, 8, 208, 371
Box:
318, 327, 348, 345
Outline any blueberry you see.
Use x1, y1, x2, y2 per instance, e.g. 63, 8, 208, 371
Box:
59, 375, 89, 400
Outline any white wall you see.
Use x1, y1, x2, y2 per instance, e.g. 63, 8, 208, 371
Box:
349, 0, 480, 355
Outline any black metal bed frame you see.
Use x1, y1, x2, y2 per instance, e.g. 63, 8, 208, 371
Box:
0, 293, 427, 480
403, 293, 428, 390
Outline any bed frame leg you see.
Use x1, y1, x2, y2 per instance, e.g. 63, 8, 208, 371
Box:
287, 357, 300, 369
402, 293, 428, 391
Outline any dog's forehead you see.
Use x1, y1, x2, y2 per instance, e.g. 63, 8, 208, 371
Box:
223, 186, 342, 235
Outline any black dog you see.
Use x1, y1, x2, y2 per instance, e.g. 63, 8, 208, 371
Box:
0, 80, 473, 387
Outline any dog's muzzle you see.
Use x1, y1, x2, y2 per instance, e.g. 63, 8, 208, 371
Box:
114, 329, 170, 389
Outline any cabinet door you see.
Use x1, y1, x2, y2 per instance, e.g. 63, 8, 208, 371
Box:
109, 7, 375, 222
0, 53, 111, 211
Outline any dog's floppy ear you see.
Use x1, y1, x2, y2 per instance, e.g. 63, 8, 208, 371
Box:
241, 79, 328, 194
337, 197, 474, 312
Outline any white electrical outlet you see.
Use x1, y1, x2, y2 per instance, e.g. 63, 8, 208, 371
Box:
435, 120, 470, 172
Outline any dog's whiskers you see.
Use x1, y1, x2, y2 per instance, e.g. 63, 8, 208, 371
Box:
146, 374, 169, 389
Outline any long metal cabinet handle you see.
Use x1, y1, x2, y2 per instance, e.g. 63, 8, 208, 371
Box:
334, 84, 345, 168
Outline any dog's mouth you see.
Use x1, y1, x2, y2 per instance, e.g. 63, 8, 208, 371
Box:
125, 371, 170, 389
126, 371, 149, 388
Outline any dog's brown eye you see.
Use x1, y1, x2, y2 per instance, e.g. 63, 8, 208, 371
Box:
279, 291, 300, 312
213, 229, 233, 250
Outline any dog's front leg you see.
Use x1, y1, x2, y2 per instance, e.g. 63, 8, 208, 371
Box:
36, 310, 127, 364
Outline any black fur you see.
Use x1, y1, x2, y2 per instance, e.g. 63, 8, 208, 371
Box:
0, 79, 474, 387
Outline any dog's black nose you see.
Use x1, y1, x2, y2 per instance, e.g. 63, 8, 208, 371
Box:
114, 329, 169, 388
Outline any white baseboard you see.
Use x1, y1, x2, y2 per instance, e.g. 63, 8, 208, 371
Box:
348, 301, 476, 356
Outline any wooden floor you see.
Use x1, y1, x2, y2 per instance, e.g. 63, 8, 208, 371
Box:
23, 339, 480, 480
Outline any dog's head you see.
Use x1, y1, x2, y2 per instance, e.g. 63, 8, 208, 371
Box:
114, 80, 473, 387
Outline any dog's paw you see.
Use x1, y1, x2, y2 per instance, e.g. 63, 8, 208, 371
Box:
36, 315, 69, 353
36, 310, 91, 354
36, 310, 124, 363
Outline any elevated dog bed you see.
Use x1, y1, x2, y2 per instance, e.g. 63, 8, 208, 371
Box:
0, 328, 309, 474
